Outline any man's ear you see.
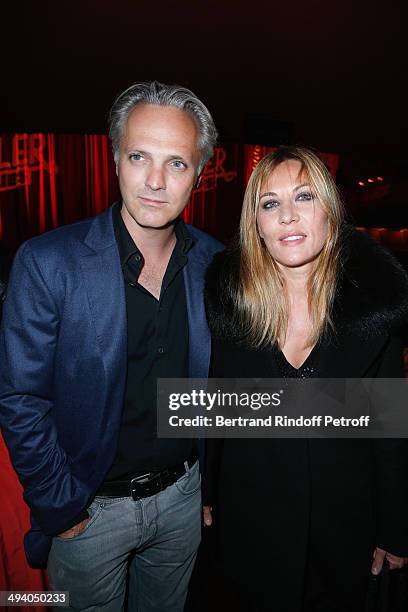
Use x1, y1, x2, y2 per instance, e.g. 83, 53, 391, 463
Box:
115, 162, 119, 177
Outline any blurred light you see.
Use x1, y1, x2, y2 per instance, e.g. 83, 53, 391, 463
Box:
368, 178, 374, 183
377, 176, 384, 181
358, 181, 365, 186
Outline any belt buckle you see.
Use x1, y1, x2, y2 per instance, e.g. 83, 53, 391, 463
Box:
130, 472, 152, 500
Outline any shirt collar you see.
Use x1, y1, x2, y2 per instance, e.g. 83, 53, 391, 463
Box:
112, 202, 194, 281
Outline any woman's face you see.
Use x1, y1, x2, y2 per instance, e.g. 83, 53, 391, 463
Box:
257, 160, 329, 274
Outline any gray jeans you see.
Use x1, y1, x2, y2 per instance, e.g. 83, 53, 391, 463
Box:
48, 461, 201, 611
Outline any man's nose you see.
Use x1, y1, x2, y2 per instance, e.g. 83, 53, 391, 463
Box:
145, 164, 166, 191
279, 201, 299, 224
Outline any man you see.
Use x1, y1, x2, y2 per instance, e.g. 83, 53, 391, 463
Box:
0, 81, 223, 611
0, 248, 9, 320
0, 279, 5, 320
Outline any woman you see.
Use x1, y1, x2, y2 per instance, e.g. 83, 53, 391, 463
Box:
203, 147, 408, 612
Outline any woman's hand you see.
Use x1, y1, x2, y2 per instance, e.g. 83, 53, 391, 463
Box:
203, 505, 213, 527
371, 547, 408, 574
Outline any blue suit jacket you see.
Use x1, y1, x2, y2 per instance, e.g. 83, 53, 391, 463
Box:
0, 206, 223, 567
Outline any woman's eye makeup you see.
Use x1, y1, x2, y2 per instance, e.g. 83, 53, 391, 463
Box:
261, 192, 314, 208
259, 186, 315, 209
262, 200, 279, 209
296, 191, 314, 201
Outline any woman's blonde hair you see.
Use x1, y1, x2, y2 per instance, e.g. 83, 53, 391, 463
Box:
238, 146, 344, 348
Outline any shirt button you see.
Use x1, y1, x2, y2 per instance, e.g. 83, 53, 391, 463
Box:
157, 347, 165, 354
134, 255, 141, 261
129, 282, 137, 287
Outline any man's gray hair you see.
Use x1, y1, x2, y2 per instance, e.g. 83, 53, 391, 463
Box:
109, 81, 218, 174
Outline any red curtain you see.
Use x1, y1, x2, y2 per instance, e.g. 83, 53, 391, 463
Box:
0, 134, 240, 255
2, 136, 408, 258
0, 434, 48, 609
0, 133, 121, 253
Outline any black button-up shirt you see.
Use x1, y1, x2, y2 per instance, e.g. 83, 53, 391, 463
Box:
105, 203, 194, 480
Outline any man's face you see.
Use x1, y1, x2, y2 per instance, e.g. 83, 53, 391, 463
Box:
116, 103, 201, 232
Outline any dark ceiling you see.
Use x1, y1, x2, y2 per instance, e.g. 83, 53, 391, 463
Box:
2, 1, 406, 163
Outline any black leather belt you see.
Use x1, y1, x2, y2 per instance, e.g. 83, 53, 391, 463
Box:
96, 455, 197, 500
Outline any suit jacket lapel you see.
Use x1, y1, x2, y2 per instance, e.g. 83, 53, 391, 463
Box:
79, 211, 212, 380
183, 258, 211, 379
79, 208, 127, 379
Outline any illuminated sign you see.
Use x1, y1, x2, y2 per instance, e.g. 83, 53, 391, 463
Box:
193, 147, 237, 194
0, 134, 58, 192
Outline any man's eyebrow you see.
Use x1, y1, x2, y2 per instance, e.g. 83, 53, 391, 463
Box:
167, 154, 188, 161
126, 147, 148, 154
125, 149, 189, 161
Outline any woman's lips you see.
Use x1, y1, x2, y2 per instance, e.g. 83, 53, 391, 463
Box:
279, 233, 307, 245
